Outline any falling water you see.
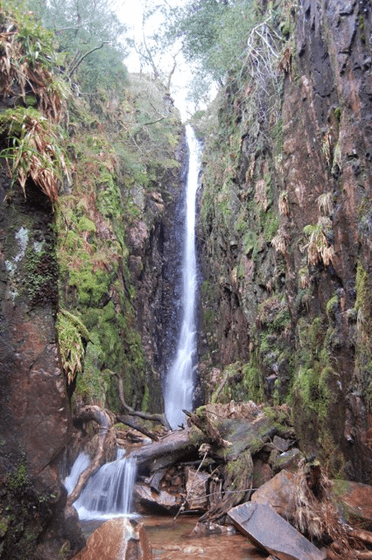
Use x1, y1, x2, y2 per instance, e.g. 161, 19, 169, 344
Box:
164, 125, 202, 429
64, 450, 137, 520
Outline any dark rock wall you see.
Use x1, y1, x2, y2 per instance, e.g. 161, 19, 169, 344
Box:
0, 176, 83, 558
126, 133, 187, 407
198, 0, 372, 481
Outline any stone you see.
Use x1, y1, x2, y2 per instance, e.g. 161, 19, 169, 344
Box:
228, 502, 326, 560
185, 466, 209, 511
133, 483, 183, 516
272, 448, 303, 474
72, 518, 152, 560
273, 435, 291, 453
252, 458, 273, 489
251, 470, 297, 521
332, 479, 372, 529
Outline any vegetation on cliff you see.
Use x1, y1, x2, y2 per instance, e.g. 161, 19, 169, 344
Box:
189, 0, 372, 482
0, 1, 183, 415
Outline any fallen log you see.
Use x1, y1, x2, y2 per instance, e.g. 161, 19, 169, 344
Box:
129, 427, 201, 476
184, 409, 231, 449
199, 448, 253, 523
67, 405, 113, 507
116, 414, 159, 442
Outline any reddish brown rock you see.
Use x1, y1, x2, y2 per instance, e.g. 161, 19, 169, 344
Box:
228, 502, 326, 560
185, 466, 209, 511
72, 518, 152, 560
133, 483, 183, 516
332, 479, 372, 530
251, 470, 297, 522
0, 181, 80, 557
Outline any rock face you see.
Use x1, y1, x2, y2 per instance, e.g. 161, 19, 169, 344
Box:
0, 179, 82, 558
127, 136, 188, 406
198, 0, 372, 479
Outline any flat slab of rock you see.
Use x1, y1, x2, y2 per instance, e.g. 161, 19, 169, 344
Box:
251, 469, 297, 521
228, 502, 326, 560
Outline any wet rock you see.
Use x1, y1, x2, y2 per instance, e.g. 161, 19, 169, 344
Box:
133, 483, 183, 516
182, 545, 205, 554
252, 458, 273, 489
185, 466, 209, 511
251, 470, 297, 522
272, 448, 304, 474
332, 479, 372, 529
191, 521, 236, 536
72, 518, 152, 560
228, 502, 326, 560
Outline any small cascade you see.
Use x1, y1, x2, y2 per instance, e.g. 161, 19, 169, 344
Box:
64, 450, 137, 520
164, 125, 202, 429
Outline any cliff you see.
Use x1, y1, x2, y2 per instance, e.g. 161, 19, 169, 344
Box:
197, 0, 372, 481
0, 4, 185, 557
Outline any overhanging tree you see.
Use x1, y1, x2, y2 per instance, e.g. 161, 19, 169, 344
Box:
25, 0, 129, 95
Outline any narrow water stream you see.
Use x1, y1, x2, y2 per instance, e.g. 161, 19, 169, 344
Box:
164, 124, 202, 429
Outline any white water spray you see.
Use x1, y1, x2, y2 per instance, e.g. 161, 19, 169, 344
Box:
64, 450, 137, 520
164, 125, 202, 429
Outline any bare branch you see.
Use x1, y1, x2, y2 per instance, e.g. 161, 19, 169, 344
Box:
68, 42, 110, 78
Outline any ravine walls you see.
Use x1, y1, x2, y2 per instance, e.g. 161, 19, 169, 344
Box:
197, 0, 372, 481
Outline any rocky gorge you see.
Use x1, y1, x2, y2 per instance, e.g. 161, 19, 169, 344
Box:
1, 0, 372, 558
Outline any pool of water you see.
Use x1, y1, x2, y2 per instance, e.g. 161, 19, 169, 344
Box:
142, 516, 267, 560
81, 515, 266, 559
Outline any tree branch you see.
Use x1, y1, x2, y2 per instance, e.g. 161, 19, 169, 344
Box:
68, 42, 110, 78
117, 376, 171, 430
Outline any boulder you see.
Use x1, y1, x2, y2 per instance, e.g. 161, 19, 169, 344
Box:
332, 479, 372, 530
185, 466, 209, 511
251, 469, 297, 521
228, 502, 326, 560
273, 435, 291, 452
133, 483, 183, 516
72, 518, 152, 560
272, 448, 303, 473
252, 458, 273, 489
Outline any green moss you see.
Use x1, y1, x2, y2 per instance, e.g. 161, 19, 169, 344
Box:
334, 106, 341, 122
326, 294, 339, 319
78, 216, 96, 233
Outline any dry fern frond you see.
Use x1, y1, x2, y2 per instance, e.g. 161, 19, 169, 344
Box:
303, 218, 335, 266
1, 108, 69, 201
294, 459, 359, 559
0, 11, 66, 123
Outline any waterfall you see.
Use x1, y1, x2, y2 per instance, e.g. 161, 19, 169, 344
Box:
64, 450, 137, 520
164, 124, 202, 429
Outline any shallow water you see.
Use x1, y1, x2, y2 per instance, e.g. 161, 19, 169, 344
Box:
81, 515, 266, 559
141, 516, 267, 560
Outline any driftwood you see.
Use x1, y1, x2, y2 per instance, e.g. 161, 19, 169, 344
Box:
67, 405, 113, 507
116, 414, 159, 442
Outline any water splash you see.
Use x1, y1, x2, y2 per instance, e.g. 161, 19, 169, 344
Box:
64, 450, 137, 520
164, 125, 202, 429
